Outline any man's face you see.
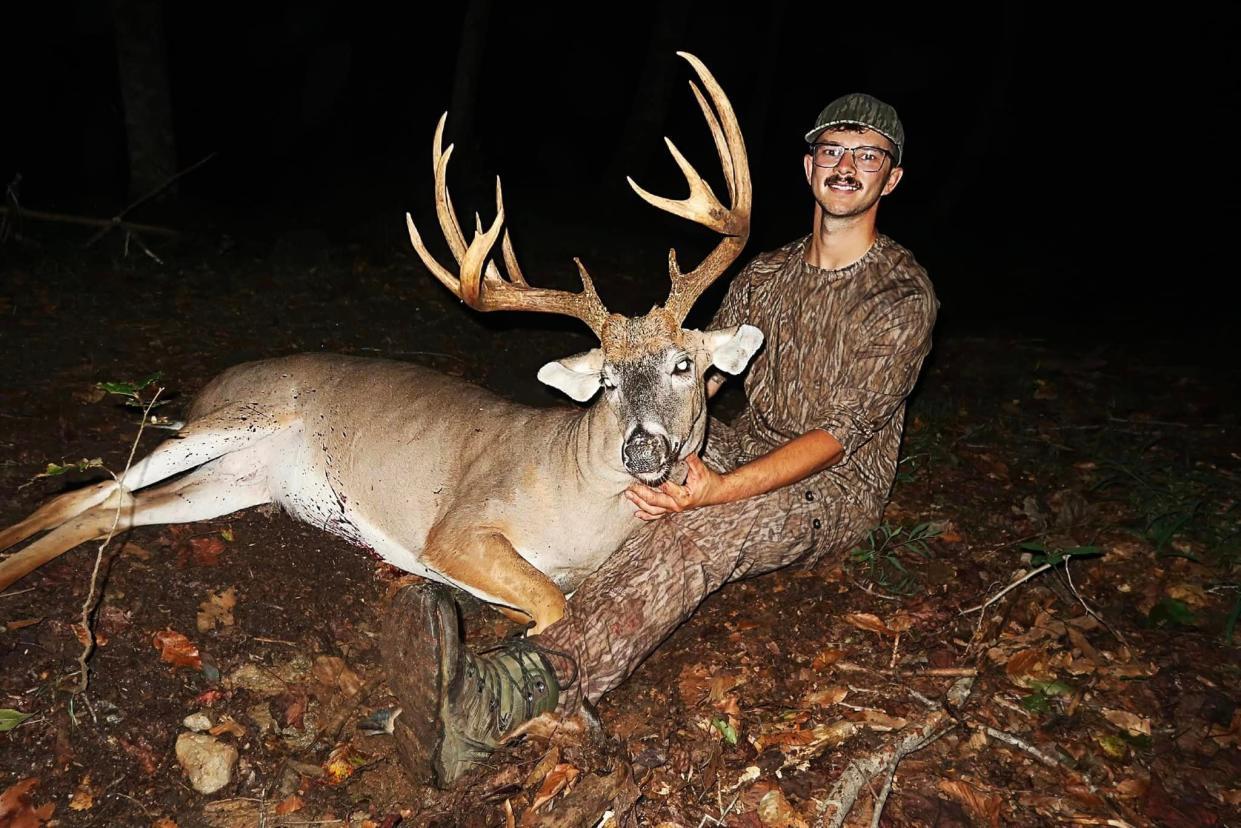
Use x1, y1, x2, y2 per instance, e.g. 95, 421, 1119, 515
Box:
803, 127, 903, 220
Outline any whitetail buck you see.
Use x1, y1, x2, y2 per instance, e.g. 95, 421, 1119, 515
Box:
0, 52, 761, 634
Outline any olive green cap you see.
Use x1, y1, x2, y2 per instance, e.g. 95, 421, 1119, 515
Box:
805, 92, 904, 165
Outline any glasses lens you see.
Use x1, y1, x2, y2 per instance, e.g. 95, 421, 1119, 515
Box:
812, 144, 843, 168
853, 147, 887, 173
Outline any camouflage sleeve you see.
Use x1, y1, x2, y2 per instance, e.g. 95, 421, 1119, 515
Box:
813, 286, 937, 464
708, 260, 756, 330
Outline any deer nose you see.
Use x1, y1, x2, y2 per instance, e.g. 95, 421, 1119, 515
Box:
622, 427, 671, 474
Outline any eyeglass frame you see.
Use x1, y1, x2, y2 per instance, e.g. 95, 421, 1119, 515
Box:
806, 141, 895, 172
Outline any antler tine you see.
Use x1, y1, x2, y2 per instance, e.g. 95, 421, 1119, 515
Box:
628, 52, 752, 325
408, 118, 612, 337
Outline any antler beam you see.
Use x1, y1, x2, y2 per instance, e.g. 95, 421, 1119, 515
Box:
627, 52, 752, 325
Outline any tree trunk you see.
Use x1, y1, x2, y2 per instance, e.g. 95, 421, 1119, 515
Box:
602, 0, 693, 188
110, 0, 177, 200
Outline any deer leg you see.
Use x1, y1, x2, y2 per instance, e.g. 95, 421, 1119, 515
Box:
0, 402, 294, 555
424, 529, 566, 635
0, 452, 271, 592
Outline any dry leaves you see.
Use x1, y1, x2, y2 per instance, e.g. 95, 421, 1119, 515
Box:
802, 685, 848, 708
68, 774, 94, 811
0, 778, 55, 828
1004, 648, 1057, 688
1102, 708, 1151, 736
274, 795, 304, 815
152, 629, 203, 670
522, 763, 580, 823
843, 612, 896, 637
197, 587, 237, 632
756, 786, 808, 827
312, 655, 364, 697
937, 779, 1002, 827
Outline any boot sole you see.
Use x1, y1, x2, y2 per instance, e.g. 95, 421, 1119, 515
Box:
380, 583, 461, 787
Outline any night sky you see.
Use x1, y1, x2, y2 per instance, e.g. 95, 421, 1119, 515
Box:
4, 2, 1236, 343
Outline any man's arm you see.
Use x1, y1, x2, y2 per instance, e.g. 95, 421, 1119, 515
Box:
625, 429, 842, 520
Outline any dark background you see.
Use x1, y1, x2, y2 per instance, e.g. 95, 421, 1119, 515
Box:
2, 1, 1236, 343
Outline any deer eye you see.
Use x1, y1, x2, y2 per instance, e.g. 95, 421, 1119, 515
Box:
673, 358, 692, 374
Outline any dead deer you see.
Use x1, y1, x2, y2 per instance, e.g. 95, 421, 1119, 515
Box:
0, 52, 760, 634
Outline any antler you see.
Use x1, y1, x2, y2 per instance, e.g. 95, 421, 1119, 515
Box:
627, 52, 752, 325
405, 114, 612, 337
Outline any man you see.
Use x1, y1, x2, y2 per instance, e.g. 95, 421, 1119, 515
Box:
383, 92, 939, 786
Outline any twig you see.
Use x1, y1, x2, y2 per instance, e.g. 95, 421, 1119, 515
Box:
979, 726, 1060, 769
869, 762, 899, 828
959, 562, 1052, 615
0, 205, 179, 237
0, 586, 37, 599
85, 152, 217, 246
74, 387, 163, 694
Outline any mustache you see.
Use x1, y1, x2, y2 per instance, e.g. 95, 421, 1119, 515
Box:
826, 175, 861, 188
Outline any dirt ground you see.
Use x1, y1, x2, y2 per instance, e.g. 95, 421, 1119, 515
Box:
1, 221, 1238, 828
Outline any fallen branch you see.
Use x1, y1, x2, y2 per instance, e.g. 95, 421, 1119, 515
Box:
812, 677, 975, 828
0, 205, 180, 238
959, 562, 1052, 615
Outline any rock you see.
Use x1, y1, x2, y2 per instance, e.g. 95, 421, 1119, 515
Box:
183, 712, 213, 732
175, 733, 238, 794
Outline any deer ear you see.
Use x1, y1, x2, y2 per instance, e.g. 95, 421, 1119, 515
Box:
705, 324, 764, 374
537, 349, 606, 402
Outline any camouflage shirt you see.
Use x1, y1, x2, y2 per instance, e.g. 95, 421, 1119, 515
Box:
711, 233, 938, 499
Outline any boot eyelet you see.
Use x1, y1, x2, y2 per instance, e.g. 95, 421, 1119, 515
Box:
534, 680, 545, 693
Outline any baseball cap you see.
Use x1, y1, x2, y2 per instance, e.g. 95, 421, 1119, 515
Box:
804, 93, 904, 165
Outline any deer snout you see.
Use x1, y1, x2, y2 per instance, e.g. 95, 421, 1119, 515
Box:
623, 425, 672, 477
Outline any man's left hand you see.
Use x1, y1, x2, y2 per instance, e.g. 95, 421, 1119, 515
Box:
625, 454, 728, 521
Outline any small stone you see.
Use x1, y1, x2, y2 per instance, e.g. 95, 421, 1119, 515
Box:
183, 712, 213, 732
175, 733, 238, 794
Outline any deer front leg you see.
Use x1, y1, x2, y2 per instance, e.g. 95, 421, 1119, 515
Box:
423, 526, 566, 635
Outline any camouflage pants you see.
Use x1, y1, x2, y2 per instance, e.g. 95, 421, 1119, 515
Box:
538, 418, 886, 709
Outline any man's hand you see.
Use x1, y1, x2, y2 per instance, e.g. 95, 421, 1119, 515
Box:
625, 454, 728, 521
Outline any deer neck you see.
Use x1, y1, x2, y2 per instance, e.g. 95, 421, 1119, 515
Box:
567, 400, 634, 494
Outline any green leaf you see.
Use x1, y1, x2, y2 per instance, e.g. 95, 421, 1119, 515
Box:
711, 717, 738, 745
1019, 694, 1052, 713
1028, 680, 1073, 697
0, 709, 32, 731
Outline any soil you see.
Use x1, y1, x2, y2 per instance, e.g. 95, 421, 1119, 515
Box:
1, 220, 1238, 827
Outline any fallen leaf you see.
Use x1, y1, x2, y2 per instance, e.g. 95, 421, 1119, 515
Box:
522, 746, 561, 790
855, 709, 908, 731
274, 795, 304, 815
1005, 648, 1056, 688
312, 655, 364, 697
1166, 582, 1211, 608
208, 716, 246, 739
937, 779, 1002, 827
523, 763, 580, 822
811, 649, 844, 671
1102, 708, 1151, 736
802, 686, 848, 708
152, 629, 203, 670
4, 618, 41, 632
68, 775, 94, 811
0, 778, 55, 827
322, 743, 368, 784
121, 542, 153, 561
843, 612, 894, 637
0, 709, 33, 732
196, 588, 237, 633
1208, 708, 1241, 748
756, 786, 808, 827
677, 663, 712, 706
188, 536, 227, 567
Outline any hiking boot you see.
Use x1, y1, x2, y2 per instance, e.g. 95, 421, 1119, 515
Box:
381, 584, 572, 787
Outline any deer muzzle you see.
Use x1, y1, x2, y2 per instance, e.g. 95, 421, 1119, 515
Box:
622, 426, 672, 479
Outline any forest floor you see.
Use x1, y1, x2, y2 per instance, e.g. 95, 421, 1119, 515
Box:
1, 220, 1238, 827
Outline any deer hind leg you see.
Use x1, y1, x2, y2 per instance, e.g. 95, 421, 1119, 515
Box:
0, 448, 273, 592
424, 529, 566, 635
0, 401, 295, 556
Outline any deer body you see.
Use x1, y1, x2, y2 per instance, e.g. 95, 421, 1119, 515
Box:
195, 354, 638, 592
0, 52, 759, 634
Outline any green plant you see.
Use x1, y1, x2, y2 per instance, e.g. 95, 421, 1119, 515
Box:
848, 522, 941, 595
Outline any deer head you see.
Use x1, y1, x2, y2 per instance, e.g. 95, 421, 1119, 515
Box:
407, 52, 762, 484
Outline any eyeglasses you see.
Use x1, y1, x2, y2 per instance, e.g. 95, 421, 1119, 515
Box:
807, 142, 893, 173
